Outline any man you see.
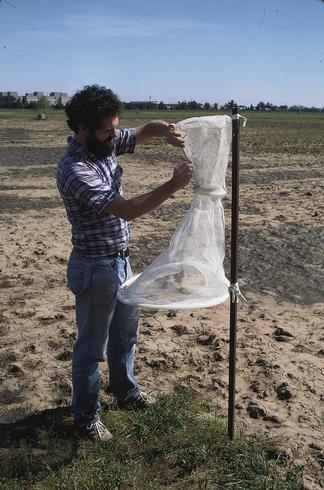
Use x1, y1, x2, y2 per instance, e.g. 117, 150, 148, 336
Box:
56, 85, 192, 442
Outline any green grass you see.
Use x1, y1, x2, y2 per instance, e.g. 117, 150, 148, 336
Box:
0, 109, 65, 122
7, 294, 27, 306
1, 108, 323, 156
0, 389, 302, 489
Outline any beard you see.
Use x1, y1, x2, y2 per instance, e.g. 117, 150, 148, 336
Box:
86, 132, 115, 159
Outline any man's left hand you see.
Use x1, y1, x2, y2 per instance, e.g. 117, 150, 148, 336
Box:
166, 124, 185, 148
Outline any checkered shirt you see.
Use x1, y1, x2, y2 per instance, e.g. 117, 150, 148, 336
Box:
56, 128, 136, 258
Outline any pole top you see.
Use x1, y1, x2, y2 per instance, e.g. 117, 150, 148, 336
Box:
232, 107, 240, 115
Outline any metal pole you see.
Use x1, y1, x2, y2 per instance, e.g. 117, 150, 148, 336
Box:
228, 107, 241, 440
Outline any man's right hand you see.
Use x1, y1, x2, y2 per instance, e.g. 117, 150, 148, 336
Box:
170, 161, 194, 191
104, 161, 194, 221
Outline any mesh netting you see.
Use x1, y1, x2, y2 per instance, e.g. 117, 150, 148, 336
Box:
117, 115, 232, 309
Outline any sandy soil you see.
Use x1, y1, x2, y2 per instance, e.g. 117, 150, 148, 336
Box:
0, 116, 323, 488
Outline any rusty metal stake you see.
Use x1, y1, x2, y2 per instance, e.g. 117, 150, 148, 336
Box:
228, 107, 241, 440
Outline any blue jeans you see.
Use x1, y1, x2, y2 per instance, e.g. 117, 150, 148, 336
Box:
67, 254, 140, 426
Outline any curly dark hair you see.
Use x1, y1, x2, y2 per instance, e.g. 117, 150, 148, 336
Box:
65, 85, 123, 132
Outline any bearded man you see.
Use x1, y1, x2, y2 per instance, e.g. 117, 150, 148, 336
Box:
56, 85, 192, 441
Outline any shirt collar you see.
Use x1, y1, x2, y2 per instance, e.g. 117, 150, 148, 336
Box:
67, 136, 98, 163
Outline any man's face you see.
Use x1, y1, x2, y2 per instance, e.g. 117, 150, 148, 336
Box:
86, 115, 119, 159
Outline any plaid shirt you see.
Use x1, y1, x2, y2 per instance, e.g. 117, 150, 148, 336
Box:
56, 128, 136, 258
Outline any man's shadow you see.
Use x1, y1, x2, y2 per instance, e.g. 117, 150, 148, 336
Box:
0, 406, 80, 481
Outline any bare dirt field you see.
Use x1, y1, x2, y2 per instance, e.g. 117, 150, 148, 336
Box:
0, 110, 323, 488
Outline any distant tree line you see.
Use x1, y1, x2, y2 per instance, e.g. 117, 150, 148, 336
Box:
122, 101, 218, 111
1, 97, 323, 112
123, 99, 324, 112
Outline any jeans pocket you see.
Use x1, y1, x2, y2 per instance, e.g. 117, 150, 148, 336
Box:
67, 264, 85, 296
92, 266, 119, 297
93, 258, 118, 271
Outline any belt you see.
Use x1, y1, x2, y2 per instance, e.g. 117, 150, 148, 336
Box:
71, 248, 129, 260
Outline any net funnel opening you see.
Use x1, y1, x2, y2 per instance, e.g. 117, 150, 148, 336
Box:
117, 115, 232, 310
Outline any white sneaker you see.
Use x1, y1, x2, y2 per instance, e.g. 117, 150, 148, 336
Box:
117, 391, 152, 410
79, 420, 113, 442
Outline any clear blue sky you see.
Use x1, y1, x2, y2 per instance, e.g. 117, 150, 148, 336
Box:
1, 0, 324, 106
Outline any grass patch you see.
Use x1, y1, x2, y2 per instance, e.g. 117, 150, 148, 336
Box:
56, 349, 72, 361
1, 109, 323, 157
0, 311, 10, 336
0, 389, 302, 489
7, 294, 27, 306
0, 323, 10, 336
22, 343, 36, 354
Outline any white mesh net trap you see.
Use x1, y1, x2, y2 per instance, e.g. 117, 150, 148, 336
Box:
117, 115, 232, 309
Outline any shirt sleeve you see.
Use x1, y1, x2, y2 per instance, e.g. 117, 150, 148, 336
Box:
115, 128, 136, 156
61, 161, 117, 215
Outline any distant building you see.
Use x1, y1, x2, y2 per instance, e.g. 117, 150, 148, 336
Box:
49, 92, 62, 98
23, 92, 41, 104
0, 91, 20, 106
48, 92, 71, 106
60, 94, 71, 106
47, 95, 57, 106
0, 90, 69, 107
163, 102, 179, 110
19, 91, 70, 106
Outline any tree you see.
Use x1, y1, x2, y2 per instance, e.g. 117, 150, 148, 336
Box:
256, 101, 266, 111
187, 100, 199, 110
37, 96, 51, 110
27, 101, 38, 110
222, 99, 238, 110
177, 101, 188, 110
227, 99, 237, 109
11, 99, 24, 109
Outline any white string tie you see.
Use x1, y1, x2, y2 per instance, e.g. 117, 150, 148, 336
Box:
194, 187, 226, 197
231, 114, 247, 127
229, 282, 248, 308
